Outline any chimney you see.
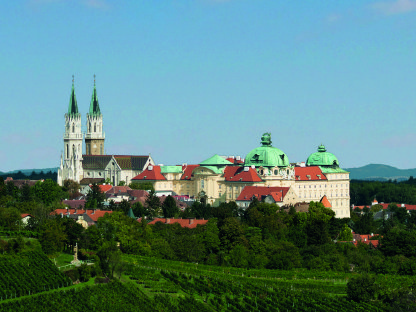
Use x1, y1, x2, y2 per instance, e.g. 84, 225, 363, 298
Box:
364, 238, 367, 242
236, 156, 241, 161
60, 213, 63, 218
371, 233, 373, 237
189, 218, 194, 225
148, 165, 153, 171
402, 203, 405, 208
166, 218, 170, 224
74, 208, 77, 214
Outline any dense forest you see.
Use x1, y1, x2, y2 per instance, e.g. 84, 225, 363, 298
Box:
350, 177, 416, 205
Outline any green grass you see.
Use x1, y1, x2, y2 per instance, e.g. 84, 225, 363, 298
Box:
53, 252, 75, 268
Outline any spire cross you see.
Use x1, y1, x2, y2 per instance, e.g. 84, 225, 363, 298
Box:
94, 74, 96, 86
72, 75, 74, 86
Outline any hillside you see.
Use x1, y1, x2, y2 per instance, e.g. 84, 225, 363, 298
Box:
4, 167, 59, 175
346, 164, 416, 181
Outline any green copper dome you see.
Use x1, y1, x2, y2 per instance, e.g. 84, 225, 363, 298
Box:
244, 133, 289, 168
306, 144, 339, 167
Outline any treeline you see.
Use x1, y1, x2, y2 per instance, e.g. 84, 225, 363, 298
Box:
0, 170, 57, 181
350, 178, 416, 205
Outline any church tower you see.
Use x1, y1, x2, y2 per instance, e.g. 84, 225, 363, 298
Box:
85, 76, 105, 155
58, 76, 83, 185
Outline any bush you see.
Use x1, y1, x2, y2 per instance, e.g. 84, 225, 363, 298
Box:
347, 274, 376, 302
64, 269, 80, 282
95, 277, 110, 284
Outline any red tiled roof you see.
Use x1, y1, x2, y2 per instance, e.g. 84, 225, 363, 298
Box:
294, 166, 327, 181
98, 184, 113, 193
131, 166, 166, 181
127, 189, 149, 198
320, 195, 332, 208
226, 158, 244, 164
236, 186, 290, 202
51, 208, 113, 222
146, 218, 208, 229
224, 166, 262, 182
181, 165, 199, 180
107, 186, 132, 194
63, 199, 86, 209
21, 213, 32, 218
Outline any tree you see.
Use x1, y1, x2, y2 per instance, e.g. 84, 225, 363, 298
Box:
20, 183, 32, 202
118, 181, 126, 186
306, 201, 335, 245
118, 199, 131, 215
132, 201, 146, 218
6, 181, 18, 199
338, 224, 353, 241
266, 240, 302, 270
63, 179, 81, 200
145, 190, 160, 219
97, 241, 122, 277
38, 219, 67, 255
129, 182, 154, 191
61, 218, 84, 249
162, 195, 179, 218
32, 179, 64, 206
380, 228, 416, 258
347, 274, 376, 302
0, 207, 21, 231
85, 183, 105, 209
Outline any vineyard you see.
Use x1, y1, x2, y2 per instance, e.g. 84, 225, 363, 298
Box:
0, 250, 71, 300
0, 281, 212, 312
0, 252, 412, 310
122, 255, 390, 311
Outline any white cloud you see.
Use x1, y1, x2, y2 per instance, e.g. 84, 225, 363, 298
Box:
372, 0, 416, 15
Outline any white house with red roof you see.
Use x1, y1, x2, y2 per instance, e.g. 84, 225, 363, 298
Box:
52, 208, 113, 228
236, 186, 299, 208
142, 218, 208, 229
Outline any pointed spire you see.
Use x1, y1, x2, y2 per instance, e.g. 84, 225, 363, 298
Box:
68, 75, 80, 117
127, 207, 136, 219
89, 74, 101, 116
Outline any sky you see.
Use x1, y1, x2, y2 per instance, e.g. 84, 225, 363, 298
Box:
1, 0, 416, 172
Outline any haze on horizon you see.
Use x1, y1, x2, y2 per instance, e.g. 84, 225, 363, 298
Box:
1, 0, 416, 172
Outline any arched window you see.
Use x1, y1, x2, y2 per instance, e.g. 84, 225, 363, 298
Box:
100, 144, 103, 155
72, 124, 75, 133
274, 170, 278, 175
66, 144, 69, 158
94, 123, 96, 132
89, 122, 91, 132
72, 144, 76, 158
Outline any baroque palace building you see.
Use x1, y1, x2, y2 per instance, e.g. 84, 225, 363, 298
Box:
57, 77, 154, 187
131, 133, 350, 218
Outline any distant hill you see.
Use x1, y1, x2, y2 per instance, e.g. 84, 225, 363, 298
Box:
345, 164, 416, 182
3, 167, 59, 176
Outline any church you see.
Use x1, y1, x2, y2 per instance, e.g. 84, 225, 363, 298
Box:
131, 133, 351, 218
57, 77, 154, 187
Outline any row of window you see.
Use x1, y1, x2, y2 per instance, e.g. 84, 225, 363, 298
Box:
299, 183, 348, 189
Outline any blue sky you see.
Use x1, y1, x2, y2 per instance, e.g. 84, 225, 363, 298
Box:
1, 0, 416, 172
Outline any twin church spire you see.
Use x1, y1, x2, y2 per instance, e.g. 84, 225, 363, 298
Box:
64, 75, 105, 158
